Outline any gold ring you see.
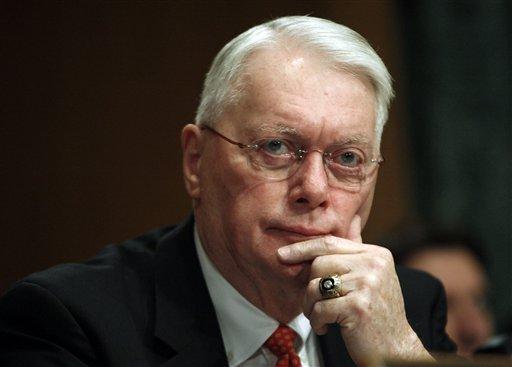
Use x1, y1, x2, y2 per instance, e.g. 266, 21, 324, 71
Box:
319, 274, 342, 299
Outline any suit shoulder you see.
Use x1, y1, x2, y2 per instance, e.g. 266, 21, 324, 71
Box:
396, 265, 456, 352
4, 225, 176, 308
396, 265, 445, 330
396, 264, 444, 296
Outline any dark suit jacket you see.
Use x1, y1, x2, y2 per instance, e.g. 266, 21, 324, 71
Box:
0, 216, 455, 366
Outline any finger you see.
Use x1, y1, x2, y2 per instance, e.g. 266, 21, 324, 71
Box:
309, 254, 361, 280
303, 275, 356, 317
307, 297, 348, 335
347, 215, 362, 243
315, 324, 329, 335
278, 236, 364, 264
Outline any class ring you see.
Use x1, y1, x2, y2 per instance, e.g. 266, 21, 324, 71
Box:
319, 274, 342, 299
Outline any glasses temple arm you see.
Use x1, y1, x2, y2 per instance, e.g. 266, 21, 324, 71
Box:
201, 125, 252, 149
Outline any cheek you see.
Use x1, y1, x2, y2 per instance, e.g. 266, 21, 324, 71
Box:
231, 181, 289, 222
199, 147, 249, 200
329, 183, 376, 234
358, 183, 376, 227
200, 149, 287, 221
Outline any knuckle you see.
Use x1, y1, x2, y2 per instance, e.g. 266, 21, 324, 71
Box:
312, 301, 324, 317
374, 245, 391, 259
311, 256, 324, 270
311, 319, 324, 333
368, 250, 392, 271
379, 246, 393, 261
361, 273, 379, 289
368, 244, 392, 259
368, 256, 386, 270
323, 236, 339, 252
353, 295, 369, 311
307, 279, 319, 295
349, 295, 371, 320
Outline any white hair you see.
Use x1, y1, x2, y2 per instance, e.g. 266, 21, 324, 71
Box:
195, 15, 394, 146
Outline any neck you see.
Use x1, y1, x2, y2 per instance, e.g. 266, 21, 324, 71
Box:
226, 268, 305, 323
195, 212, 309, 323
198, 236, 305, 323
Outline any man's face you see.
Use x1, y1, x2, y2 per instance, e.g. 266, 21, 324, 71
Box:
186, 48, 378, 292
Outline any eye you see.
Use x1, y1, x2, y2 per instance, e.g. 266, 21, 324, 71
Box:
332, 150, 364, 167
260, 139, 291, 156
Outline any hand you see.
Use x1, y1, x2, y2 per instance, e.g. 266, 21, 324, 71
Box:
277, 216, 433, 366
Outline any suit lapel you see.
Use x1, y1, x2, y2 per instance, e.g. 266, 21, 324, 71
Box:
153, 216, 229, 367
318, 324, 356, 367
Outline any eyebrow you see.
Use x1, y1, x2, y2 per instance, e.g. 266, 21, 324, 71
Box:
333, 134, 371, 147
253, 123, 301, 137
250, 123, 372, 147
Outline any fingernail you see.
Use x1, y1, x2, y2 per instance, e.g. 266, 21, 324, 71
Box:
278, 247, 290, 259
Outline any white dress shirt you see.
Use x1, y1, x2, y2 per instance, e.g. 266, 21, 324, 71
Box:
194, 226, 323, 367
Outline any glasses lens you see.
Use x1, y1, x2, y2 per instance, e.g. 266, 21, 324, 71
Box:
328, 165, 366, 186
244, 138, 380, 188
324, 147, 375, 188
247, 139, 296, 169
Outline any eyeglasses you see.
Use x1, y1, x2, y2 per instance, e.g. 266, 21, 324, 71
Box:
201, 125, 383, 189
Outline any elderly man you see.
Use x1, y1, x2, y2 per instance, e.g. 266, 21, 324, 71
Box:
0, 16, 454, 366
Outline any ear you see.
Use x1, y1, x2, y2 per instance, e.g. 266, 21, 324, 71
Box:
181, 124, 203, 199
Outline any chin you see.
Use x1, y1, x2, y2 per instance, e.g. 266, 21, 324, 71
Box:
277, 260, 312, 286
253, 229, 312, 285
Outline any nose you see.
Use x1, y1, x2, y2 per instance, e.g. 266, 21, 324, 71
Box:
288, 150, 330, 209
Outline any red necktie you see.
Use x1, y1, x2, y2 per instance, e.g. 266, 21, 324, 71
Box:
265, 325, 302, 367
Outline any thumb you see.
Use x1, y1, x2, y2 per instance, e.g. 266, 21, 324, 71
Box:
347, 215, 362, 243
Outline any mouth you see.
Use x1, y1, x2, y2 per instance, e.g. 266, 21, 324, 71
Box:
266, 226, 330, 242
266, 226, 326, 276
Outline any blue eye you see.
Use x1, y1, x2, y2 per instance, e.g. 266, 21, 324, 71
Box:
334, 151, 362, 167
261, 139, 290, 155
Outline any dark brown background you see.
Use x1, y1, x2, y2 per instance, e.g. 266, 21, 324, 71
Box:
1, 1, 415, 293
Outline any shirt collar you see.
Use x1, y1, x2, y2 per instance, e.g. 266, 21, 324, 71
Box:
194, 225, 312, 366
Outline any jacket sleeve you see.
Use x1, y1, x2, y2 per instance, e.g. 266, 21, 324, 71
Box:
0, 281, 98, 366
398, 265, 457, 354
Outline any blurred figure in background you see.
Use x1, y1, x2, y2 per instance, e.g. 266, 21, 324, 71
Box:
392, 228, 494, 357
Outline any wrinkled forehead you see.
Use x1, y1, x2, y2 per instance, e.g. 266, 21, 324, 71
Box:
227, 48, 377, 146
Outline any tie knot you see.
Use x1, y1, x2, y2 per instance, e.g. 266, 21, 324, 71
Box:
265, 325, 301, 367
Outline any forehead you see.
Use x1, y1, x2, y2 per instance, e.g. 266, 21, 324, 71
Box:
229, 47, 376, 144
